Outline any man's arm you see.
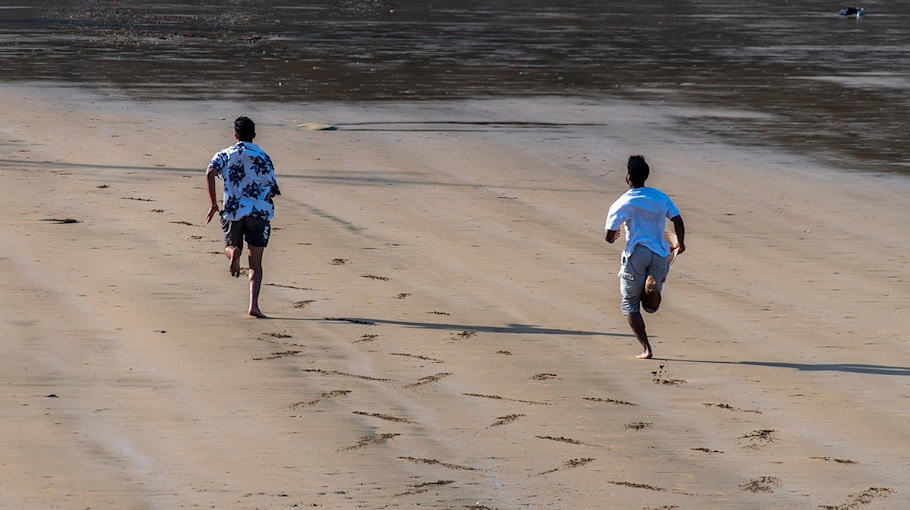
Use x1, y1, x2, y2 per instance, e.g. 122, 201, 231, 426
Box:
205, 166, 220, 224
670, 215, 685, 254
605, 206, 625, 244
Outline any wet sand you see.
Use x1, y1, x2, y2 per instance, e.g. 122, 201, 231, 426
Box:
3, 2, 910, 176
1, 83, 908, 508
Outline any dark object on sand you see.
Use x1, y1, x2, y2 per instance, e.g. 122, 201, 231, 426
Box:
838, 7, 864, 17
40, 218, 80, 224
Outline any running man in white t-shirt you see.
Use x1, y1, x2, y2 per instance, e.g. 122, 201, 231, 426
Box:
605, 155, 685, 359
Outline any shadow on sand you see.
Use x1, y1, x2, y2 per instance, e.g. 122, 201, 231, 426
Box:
662, 358, 910, 377
0, 158, 598, 194
320, 317, 632, 338
332, 120, 605, 133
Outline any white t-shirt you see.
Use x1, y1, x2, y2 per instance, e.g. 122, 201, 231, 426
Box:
605, 186, 680, 258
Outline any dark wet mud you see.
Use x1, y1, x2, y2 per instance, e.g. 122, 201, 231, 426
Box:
3, 1, 909, 173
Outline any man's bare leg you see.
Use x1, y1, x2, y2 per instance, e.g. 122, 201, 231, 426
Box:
247, 245, 266, 318
626, 312, 653, 359
225, 245, 242, 277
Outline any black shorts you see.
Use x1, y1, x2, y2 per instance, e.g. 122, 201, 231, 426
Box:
221, 215, 271, 248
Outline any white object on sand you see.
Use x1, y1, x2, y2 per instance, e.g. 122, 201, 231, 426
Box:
297, 123, 337, 131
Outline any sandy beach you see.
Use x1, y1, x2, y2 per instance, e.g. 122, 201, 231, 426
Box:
1, 83, 908, 509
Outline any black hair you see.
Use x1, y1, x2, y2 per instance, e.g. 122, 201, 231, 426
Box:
234, 116, 256, 141
627, 155, 649, 185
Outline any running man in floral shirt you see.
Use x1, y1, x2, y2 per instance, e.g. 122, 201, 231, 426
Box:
205, 116, 280, 318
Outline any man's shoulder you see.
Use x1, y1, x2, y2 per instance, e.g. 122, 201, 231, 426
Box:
239, 142, 265, 152
255, 146, 274, 161
209, 146, 233, 170
613, 187, 676, 213
637, 187, 674, 203
641, 186, 668, 196
215, 143, 241, 158
609, 191, 632, 210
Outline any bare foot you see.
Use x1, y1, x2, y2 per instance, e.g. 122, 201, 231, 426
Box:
228, 246, 242, 277
642, 275, 661, 313
248, 309, 268, 319
635, 351, 653, 359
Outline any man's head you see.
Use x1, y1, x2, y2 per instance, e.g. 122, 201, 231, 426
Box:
234, 116, 256, 142
626, 155, 649, 187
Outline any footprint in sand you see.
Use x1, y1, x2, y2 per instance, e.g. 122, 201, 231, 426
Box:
404, 372, 452, 388
739, 476, 781, 493
324, 317, 377, 325
341, 433, 400, 452
393, 480, 453, 497
490, 414, 525, 427
535, 435, 601, 448
302, 368, 391, 382
539, 458, 595, 475
651, 364, 686, 385
740, 429, 777, 449
819, 487, 893, 509
605, 481, 694, 496
290, 389, 351, 408
463, 393, 548, 406
252, 350, 302, 360
809, 456, 857, 464
397, 456, 477, 471
583, 396, 637, 406
691, 447, 724, 454
353, 411, 415, 424
453, 330, 477, 340
390, 352, 445, 364
703, 402, 761, 414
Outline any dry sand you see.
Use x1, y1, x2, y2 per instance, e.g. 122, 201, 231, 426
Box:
1, 84, 908, 509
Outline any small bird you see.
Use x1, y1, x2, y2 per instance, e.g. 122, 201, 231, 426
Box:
838, 7, 864, 17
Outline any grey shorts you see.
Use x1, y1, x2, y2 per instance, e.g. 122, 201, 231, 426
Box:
221, 215, 271, 248
619, 244, 669, 315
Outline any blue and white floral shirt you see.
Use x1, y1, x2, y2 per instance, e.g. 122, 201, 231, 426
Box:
208, 142, 279, 221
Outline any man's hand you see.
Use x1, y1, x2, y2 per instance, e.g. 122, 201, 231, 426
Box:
670, 215, 685, 255
605, 229, 620, 243
205, 166, 220, 224
206, 204, 220, 224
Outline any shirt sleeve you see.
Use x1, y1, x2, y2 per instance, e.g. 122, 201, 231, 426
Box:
208, 151, 227, 175
605, 202, 626, 231
265, 154, 279, 195
665, 196, 680, 219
